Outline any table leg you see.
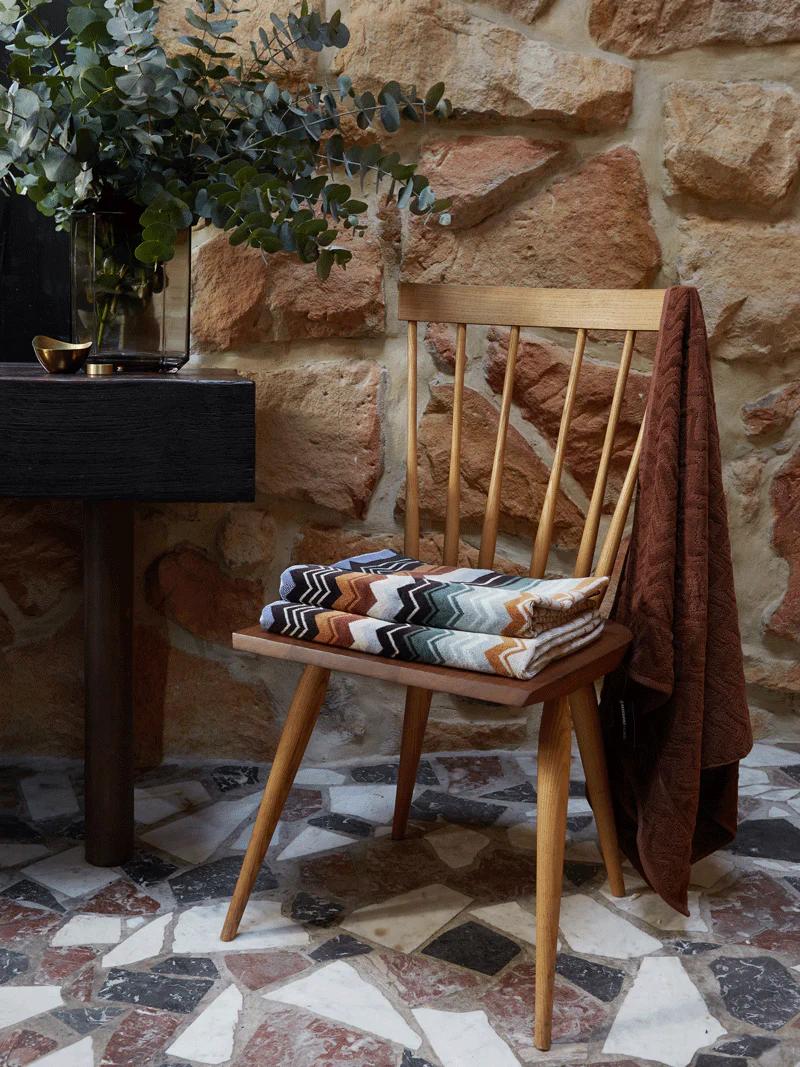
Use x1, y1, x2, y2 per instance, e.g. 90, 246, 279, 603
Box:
83, 500, 134, 866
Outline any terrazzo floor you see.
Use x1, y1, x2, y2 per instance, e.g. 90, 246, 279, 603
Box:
1, 741, 800, 1066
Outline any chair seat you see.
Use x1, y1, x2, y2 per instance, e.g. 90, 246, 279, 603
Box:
231, 621, 632, 708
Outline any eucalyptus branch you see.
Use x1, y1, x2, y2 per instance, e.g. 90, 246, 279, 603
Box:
0, 0, 451, 267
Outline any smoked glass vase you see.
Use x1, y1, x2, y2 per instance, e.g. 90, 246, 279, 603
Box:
71, 209, 191, 372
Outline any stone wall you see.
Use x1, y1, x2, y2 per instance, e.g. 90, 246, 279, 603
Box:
3, 0, 800, 763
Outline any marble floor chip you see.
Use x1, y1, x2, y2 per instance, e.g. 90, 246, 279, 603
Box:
172, 900, 309, 954
20, 773, 79, 822
22, 847, 119, 898
309, 934, 373, 962
153, 955, 219, 978
690, 854, 736, 888
0, 984, 63, 1028
483, 782, 537, 804
506, 822, 535, 851
101, 913, 172, 967
555, 953, 625, 1002
134, 781, 211, 825
52, 1006, 123, 1035
470, 901, 536, 945
52, 914, 122, 947
426, 826, 489, 869
601, 885, 708, 933
264, 959, 422, 1049
290, 891, 344, 927
28, 1037, 94, 1066
294, 767, 347, 786
121, 851, 178, 888
0, 947, 29, 982
166, 984, 243, 1064
729, 818, 800, 861
140, 794, 261, 864
0, 842, 51, 867
329, 785, 399, 824
168, 856, 276, 904
341, 883, 471, 952
410, 791, 505, 827
423, 920, 521, 976
560, 895, 661, 959
2, 877, 65, 912
308, 812, 374, 838
711, 956, 800, 1031
742, 744, 794, 767
98, 968, 213, 1013
276, 825, 355, 861
413, 1007, 520, 1067
211, 765, 259, 793
603, 956, 725, 1067
350, 761, 437, 785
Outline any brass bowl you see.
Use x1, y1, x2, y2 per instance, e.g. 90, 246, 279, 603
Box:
32, 335, 92, 374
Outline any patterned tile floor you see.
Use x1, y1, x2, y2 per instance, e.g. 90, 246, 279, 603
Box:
1, 741, 800, 1066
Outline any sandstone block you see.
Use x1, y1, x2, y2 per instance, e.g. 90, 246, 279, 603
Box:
259, 229, 385, 341
417, 136, 567, 229
144, 546, 264, 645
678, 217, 800, 362
590, 0, 800, 56
665, 81, 800, 206
335, 0, 633, 131
742, 382, 800, 439
403, 149, 660, 290
253, 360, 383, 518
191, 233, 269, 352
217, 508, 277, 572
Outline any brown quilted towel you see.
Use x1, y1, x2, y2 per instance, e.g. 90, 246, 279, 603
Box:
599, 285, 753, 915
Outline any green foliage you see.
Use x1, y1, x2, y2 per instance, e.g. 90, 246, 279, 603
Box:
0, 0, 452, 272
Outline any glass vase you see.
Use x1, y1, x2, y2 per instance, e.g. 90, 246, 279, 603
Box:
71, 209, 191, 372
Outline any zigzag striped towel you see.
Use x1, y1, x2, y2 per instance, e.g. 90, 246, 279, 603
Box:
278, 550, 608, 638
259, 600, 604, 680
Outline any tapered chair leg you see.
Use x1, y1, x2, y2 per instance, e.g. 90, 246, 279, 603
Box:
534, 696, 572, 1052
221, 664, 330, 942
570, 684, 625, 898
392, 686, 433, 840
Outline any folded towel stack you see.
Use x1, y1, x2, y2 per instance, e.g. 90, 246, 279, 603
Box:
260, 549, 608, 681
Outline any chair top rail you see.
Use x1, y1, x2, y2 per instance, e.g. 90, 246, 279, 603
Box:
399, 283, 667, 332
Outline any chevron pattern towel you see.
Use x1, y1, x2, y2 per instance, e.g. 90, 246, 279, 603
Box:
260, 550, 607, 680
279, 554, 608, 638
259, 600, 604, 680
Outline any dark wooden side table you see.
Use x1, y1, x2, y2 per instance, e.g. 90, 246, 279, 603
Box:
0, 365, 255, 866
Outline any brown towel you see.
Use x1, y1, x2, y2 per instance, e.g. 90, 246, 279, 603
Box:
599, 285, 752, 915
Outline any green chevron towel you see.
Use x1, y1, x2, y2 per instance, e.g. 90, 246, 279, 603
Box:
278, 550, 608, 638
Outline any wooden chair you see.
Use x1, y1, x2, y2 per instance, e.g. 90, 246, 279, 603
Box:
221, 282, 666, 1051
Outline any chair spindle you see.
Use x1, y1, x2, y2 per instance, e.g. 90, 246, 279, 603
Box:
530, 329, 587, 579
444, 323, 467, 566
595, 411, 646, 578
405, 321, 420, 557
574, 329, 636, 577
478, 324, 520, 568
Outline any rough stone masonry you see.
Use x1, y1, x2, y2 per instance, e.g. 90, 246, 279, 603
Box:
3, 0, 799, 762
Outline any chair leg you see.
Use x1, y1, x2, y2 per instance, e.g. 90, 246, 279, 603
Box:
221, 664, 330, 942
391, 686, 432, 840
534, 696, 571, 1052
570, 684, 626, 898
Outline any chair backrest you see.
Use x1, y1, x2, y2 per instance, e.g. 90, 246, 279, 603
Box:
397, 282, 667, 580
